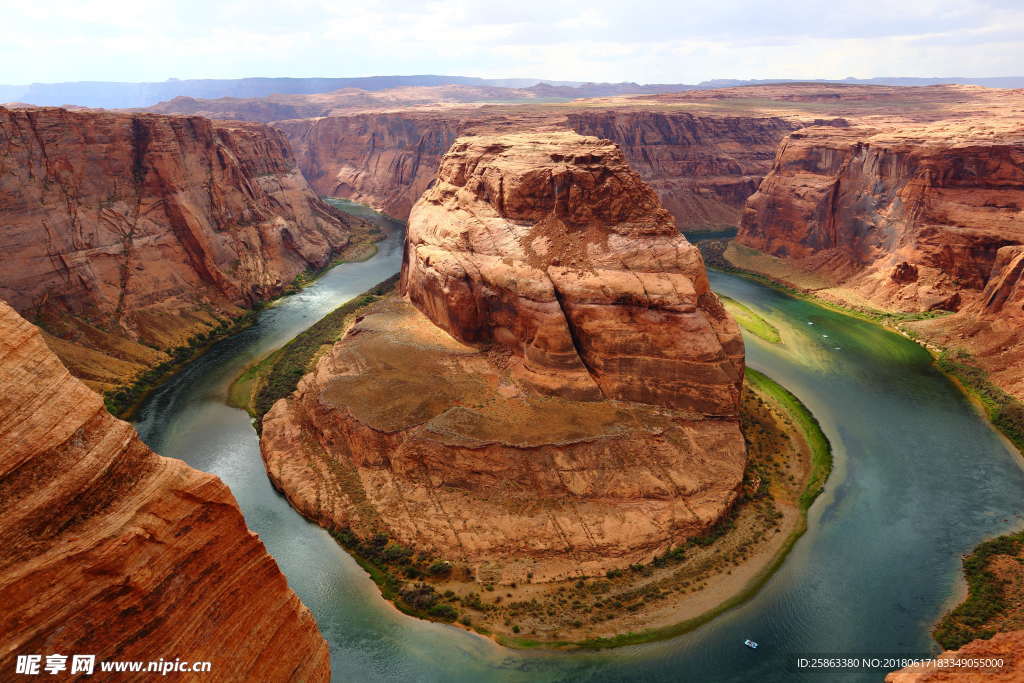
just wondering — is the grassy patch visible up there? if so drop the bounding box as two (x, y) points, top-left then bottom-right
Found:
(720, 295), (781, 344)
(103, 309), (260, 419)
(745, 369), (832, 511)
(936, 349), (1024, 454)
(933, 531), (1024, 650)
(234, 274), (399, 423)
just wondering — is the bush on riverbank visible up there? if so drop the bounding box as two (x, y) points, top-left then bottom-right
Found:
(937, 349), (1024, 453)
(933, 531), (1024, 650)
(103, 309), (259, 418)
(249, 274), (400, 422)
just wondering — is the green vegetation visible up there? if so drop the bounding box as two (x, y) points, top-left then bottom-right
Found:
(499, 370), (833, 651)
(103, 309), (260, 418)
(745, 369), (833, 510)
(933, 531), (1024, 650)
(281, 242), (381, 296)
(237, 274), (400, 423)
(329, 527), (461, 623)
(937, 349), (1024, 454)
(719, 295), (781, 344)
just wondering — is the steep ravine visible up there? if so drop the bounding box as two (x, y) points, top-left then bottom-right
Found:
(275, 109), (796, 231)
(0, 299), (330, 680)
(0, 106), (369, 394)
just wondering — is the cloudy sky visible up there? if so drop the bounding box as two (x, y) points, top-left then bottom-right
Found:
(3, 0), (1023, 84)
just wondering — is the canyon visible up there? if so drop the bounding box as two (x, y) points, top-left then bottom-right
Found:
(274, 108), (797, 233)
(733, 105), (1024, 401)
(259, 132), (748, 592)
(0, 106), (371, 393)
(0, 298), (329, 679)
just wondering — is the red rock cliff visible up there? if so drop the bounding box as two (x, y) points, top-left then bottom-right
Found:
(260, 132), (746, 583)
(0, 299), (329, 680)
(565, 111), (797, 231)
(402, 132), (745, 413)
(0, 106), (365, 390)
(275, 112), (465, 219)
(276, 109), (795, 232)
(738, 125), (1024, 313)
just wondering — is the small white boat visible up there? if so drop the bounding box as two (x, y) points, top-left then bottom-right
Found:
(807, 322), (815, 325)
(744, 639), (759, 649)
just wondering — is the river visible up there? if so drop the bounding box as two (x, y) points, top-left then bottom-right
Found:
(134, 203), (1024, 682)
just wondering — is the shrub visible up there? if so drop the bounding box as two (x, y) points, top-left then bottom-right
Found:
(427, 604), (458, 622)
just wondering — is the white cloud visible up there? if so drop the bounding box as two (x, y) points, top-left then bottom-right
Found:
(1, 0), (1021, 83)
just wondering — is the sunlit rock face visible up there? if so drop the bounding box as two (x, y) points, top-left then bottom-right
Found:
(0, 299), (330, 681)
(261, 132), (747, 583)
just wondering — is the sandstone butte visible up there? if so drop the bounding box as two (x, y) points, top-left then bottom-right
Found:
(0, 299), (330, 680)
(886, 629), (1024, 682)
(0, 106), (368, 393)
(260, 132), (747, 583)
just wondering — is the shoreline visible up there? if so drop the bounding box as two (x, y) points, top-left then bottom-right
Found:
(108, 207), (387, 420)
(704, 243), (1024, 458)
(702, 239), (1024, 655)
(243, 289), (833, 653)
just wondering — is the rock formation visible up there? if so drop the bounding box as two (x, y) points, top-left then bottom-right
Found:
(565, 111), (797, 231)
(0, 299), (329, 680)
(885, 630), (1024, 682)
(0, 106), (366, 391)
(738, 124), (1024, 313)
(276, 112), (466, 220)
(276, 108), (796, 233)
(911, 244), (1024, 399)
(261, 132), (746, 583)
(734, 117), (1024, 399)
(145, 85), (546, 122)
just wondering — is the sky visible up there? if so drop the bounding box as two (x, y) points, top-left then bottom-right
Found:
(2, 0), (1023, 84)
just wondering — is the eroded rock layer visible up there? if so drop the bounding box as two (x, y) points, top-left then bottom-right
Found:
(262, 132), (746, 583)
(401, 132), (745, 413)
(0, 299), (329, 680)
(276, 109), (796, 232)
(738, 124), (1024, 313)
(565, 111), (797, 231)
(0, 106), (364, 390)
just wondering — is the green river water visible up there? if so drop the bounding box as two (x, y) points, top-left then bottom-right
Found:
(133, 202), (1024, 681)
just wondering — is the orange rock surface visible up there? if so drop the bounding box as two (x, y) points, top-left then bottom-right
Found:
(0, 106), (363, 390)
(738, 123), (1024, 313)
(402, 132), (745, 413)
(885, 630), (1024, 682)
(277, 108), (795, 233)
(0, 299), (329, 680)
(260, 132), (746, 583)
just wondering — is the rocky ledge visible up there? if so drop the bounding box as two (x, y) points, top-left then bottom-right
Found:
(0, 299), (329, 680)
(261, 132), (746, 584)
(0, 106), (372, 393)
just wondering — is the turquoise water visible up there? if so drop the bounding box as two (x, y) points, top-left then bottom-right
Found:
(133, 207), (1024, 681)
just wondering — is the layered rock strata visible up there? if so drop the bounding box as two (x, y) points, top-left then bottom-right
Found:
(0, 299), (329, 680)
(0, 106), (365, 391)
(738, 124), (1024, 313)
(276, 109), (796, 232)
(261, 132), (746, 583)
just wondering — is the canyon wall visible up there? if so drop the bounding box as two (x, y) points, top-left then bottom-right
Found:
(565, 111), (797, 231)
(0, 299), (329, 679)
(738, 125), (1024, 312)
(275, 113), (466, 220)
(0, 106), (365, 391)
(261, 132), (746, 583)
(275, 109), (796, 232)
(735, 123), (1024, 399)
